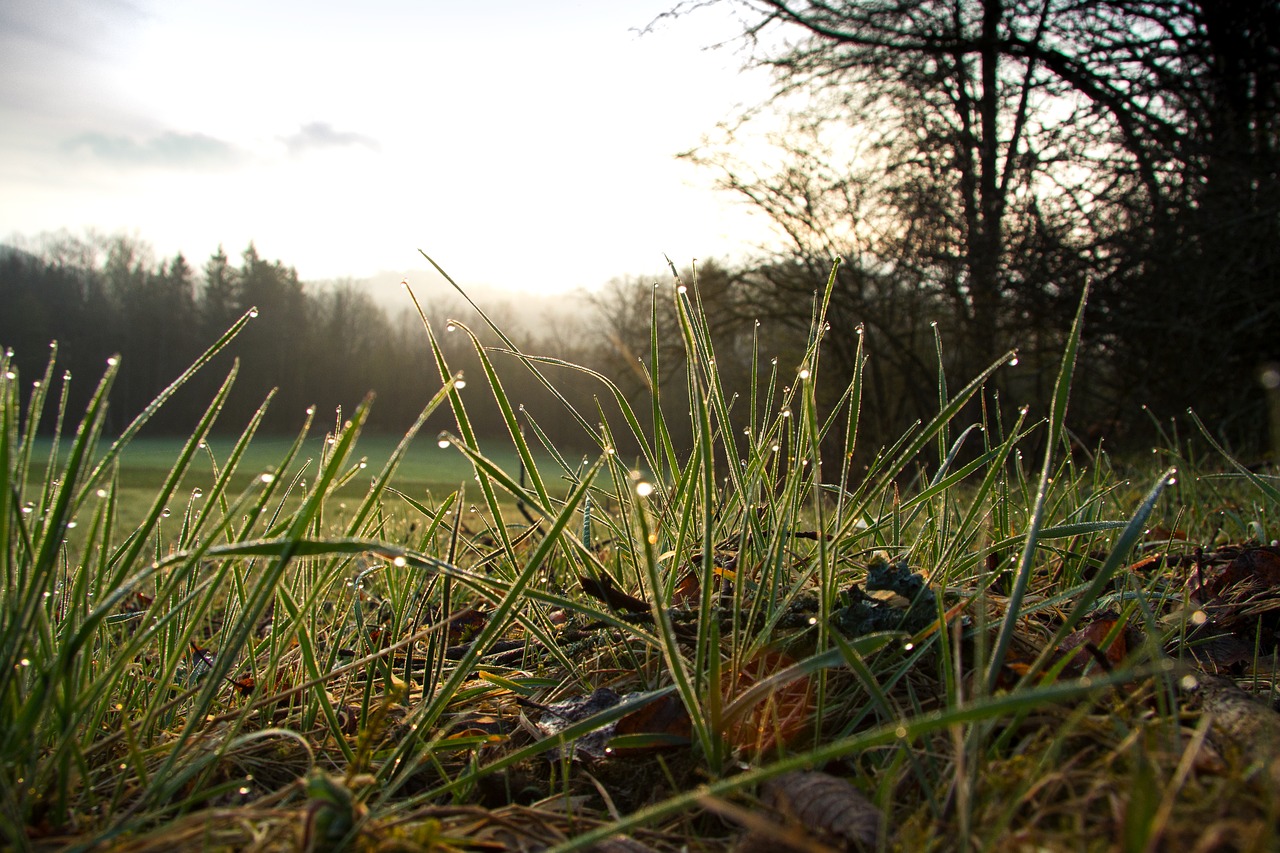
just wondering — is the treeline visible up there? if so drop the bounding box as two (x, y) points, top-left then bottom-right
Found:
(2, 210), (1274, 466)
(0, 236), (623, 451)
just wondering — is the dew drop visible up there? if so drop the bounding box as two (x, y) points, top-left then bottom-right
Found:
(392, 556), (407, 568)
(676, 284), (688, 294)
(306, 406), (316, 416)
(770, 444), (780, 453)
(3, 372), (14, 380)
(106, 356), (118, 367)
(445, 323), (456, 332)
(260, 473), (275, 484)
(248, 307), (259, 318)
(636, 482), (654, 497)
(96, 489), (107, 498)
(1010, 355), (1020, 367)
(781, 407), (792, 419)
(770, 357), (778, 366)
(193, 488), (204, 498)
(437, 438), (451, 449)
(455, 379), (467, 390)
(1179, 674), (1198, 690)
(798, 368), (811, 380)
(161, 508), (171, 518)
(66, 521), (77, 529)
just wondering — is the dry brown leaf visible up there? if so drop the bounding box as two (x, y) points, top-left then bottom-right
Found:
(761, 770), (884, 850)
(1190, 673), (1280, 788)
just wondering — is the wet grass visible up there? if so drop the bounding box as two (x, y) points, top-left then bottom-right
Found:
(2, 259), (1278, 851)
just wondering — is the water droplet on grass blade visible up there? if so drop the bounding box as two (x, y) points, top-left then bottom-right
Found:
(437, 438), (450, 448)
(248, 307), (259, 318)
(636, 482), (654, 497)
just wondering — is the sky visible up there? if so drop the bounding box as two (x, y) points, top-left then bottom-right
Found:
(0, 0), (783, 294)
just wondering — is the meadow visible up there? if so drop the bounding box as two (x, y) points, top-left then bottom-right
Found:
(2, 261), (1278, 851)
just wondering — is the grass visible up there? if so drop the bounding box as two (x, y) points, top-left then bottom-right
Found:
(26, 435), (562, 536)
(2, 257), (1278, 851)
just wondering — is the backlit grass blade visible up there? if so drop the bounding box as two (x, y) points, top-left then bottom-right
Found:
(984, 284), (1089, 695)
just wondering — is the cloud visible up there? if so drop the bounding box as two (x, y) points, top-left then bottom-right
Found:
(283, 122), (380, 156)
(61, 130), (241, 168)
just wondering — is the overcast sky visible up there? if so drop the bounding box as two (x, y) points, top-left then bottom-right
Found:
(0, 0), (782, 293)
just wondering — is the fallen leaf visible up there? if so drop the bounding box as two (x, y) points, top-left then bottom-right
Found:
(1199, 545), (1280, 600)
(1056, 616), (1132, 676)
(761, 770), (884, 849)
(722, 651), (813, 757)
(1186, 673), (1280, 788)
(610, 692), (691, 753)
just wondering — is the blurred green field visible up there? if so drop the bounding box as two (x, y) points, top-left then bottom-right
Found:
(27, 433), (573, 533)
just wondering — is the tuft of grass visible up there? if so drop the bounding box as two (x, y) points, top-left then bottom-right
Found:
(1, 263), (1277, 851)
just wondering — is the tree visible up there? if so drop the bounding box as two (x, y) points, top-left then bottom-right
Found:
(201, 245), (240, 338)
(671, 0), (1279, 444)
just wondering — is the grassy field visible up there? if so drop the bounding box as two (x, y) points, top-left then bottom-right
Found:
(27, 434), (568, 535)
(3, 266), (1279, 852)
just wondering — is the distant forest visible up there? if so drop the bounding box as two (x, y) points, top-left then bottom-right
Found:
(0, 236), (645, 453)
(0, 209), (1276, 464)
